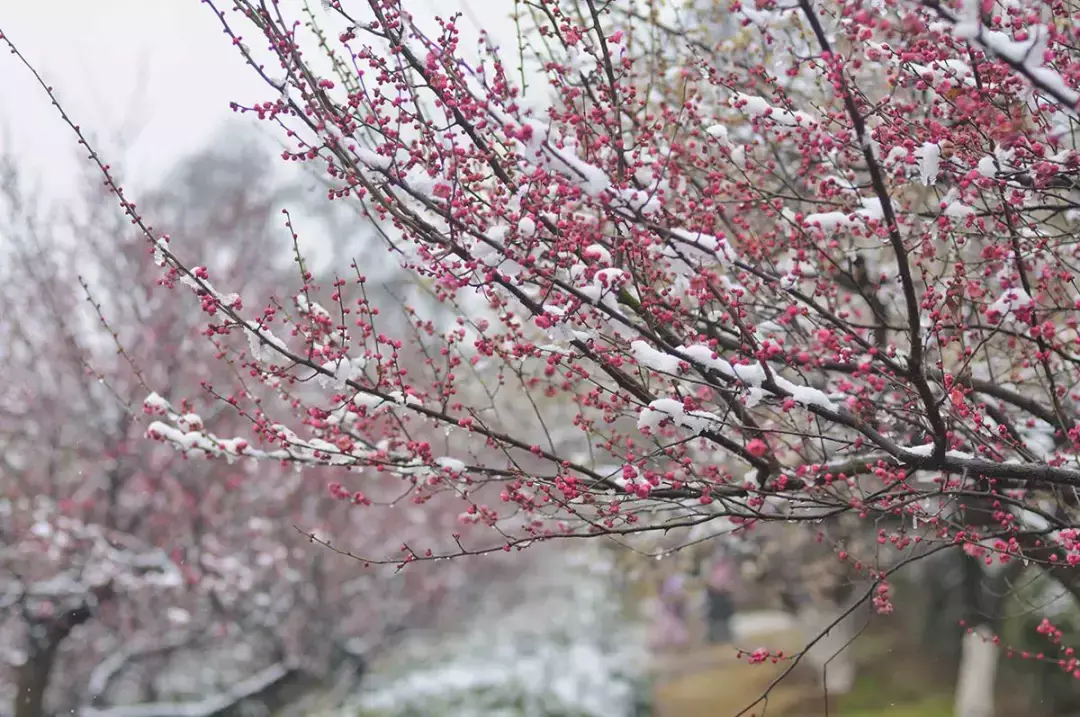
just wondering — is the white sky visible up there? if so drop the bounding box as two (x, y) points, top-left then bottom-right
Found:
(0, 0), (527, 201)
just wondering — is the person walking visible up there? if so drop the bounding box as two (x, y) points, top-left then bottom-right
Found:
(705, 549), (737, 644)
(651, 571), (689, 650)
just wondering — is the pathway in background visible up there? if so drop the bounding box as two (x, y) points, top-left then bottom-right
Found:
(650, 611), (815, 717)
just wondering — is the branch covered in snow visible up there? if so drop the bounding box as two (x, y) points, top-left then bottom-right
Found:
(79, 663), (293, 717)
(923, 0), (1080, 110)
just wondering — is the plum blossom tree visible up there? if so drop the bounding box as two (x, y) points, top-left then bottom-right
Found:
(0, 143), (480, 717)
(8, 0), (1080, 710)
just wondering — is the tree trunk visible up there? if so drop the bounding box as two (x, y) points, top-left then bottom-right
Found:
(15, 637), (61, 717)
(209, 669), (320, 717)
(14, 584), (112, 717)
(951, 552), (1024, 717)
(16, 616), (83, 717)
(798, 599), (858, 696)
(954, 626), (998, 717)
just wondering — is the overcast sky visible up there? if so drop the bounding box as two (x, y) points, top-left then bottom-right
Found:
(0, 0), (526, 200)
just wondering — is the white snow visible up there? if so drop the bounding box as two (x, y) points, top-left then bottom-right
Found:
(951, 13), (1079, 107)
(914, 142), (942, 186)
(244, 321), (289, 364)
(614, 187), (663, 214)
(152, 238), (169, 267)
(773, 376), (837, 411)
(903, 58), (976, 87)
(353, 146), (392, 171)
(80, 664), (289, 717)
(941, 189), (977, 218)
(680, 344), (735, 376)
(388, 390), (423, 408)
(744, 386), (766, 408)
(517, 216), (537, 237)
(403, 167), (440, 198)
(669, 227), (739, 262)
(669, 344), (836, 412)
(901, 443), (976, 460)
(177, 414), (203, 431)
(146, 422), (220, 456)
(987, 287), (1033, 319)
(884, 146), (910, 165)
(728, 92), (818, 127)
(435, 457), (467, 475)
(583, 244), (612, 264)
(705, 124), (731, 144)
(729, 145), (748, 168)
(578, 266), (629, 303)
(355, 546), (647, 717)
(953, 0), (981, 39)
(166, 607), (191, 625)
(638, 398), (721, 434)
(1016, 508), (1051, 532)
(732, 363), (767, 387)
(630, 340), (682, 374)
(797, 197), (883, 234)
(318, 356), (364, 391)
(984, 29), (1079, 106)
(903, 443), (935, 457)
(296, 294), (332, 319)
(353, 392), (389, 412)
(143, 393), (171, 414)
(546, 145), (612, 196)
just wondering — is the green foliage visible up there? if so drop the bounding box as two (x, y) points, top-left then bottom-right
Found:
(999, 570), (1080, 716)
(832, 628), (956, 717)
(839, 696), (953, 717)
(837, 671), (953, 716)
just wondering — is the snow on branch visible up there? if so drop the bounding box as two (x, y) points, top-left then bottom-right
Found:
(79, 663), (291, 717)
(1, 511), (182, 600)
(143, 392), (465, 482)
(728, 92), (819, 128)
(633, 341), (837, 419)
(924, 0), (1080, 110)
(787, 197), (884, 235)
(86, 633), (196, 706)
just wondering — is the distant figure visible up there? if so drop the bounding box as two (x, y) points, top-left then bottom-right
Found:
(705, 551), (737, 644)
(652, 572), (689, 649)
